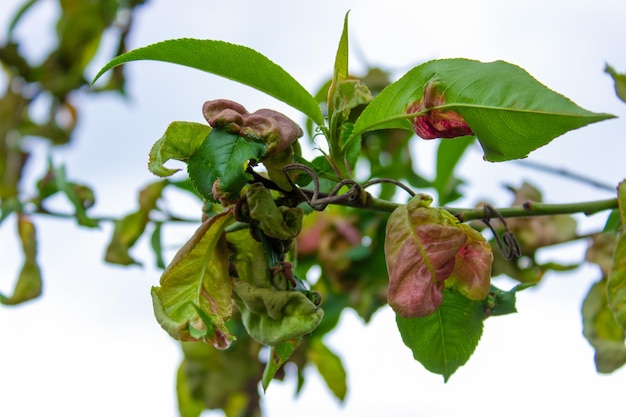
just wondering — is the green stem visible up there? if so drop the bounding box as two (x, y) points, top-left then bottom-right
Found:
(447, 197), (618, 222)
(336, 192), (618, 221)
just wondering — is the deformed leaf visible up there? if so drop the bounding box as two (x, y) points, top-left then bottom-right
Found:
(385, 194), (467, 318)
(307, 338), (347, 401)
(233, 278), (323, 346)
(105, 180), (167, 265)
(187, 129), (266, 204)
(152, 210), (235, 348)
(353, 58), (614, 162)
(247, 183), (303, 240)
(447, 223), (493, 300)
(92, 38), (324, 125)
(396, 289), (484, 381)
(0, 214), (42, 305)
(149, 121), (212, 177)
(582, 278), (626, 373)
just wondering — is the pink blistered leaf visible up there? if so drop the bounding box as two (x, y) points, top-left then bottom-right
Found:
(447, 224), (493, 300)
(407, 79), (473, 139)
(385, 195), (467, 318)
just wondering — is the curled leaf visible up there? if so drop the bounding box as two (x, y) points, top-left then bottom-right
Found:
(233, 278), (323, 346)
(447, 223), (493, 300)
(407, 79), (473, 139)
(152, 210), (235, 348)
(385, 194), (467, 317)
(246, 183), (303, 240)
(149, 121), (212, 177)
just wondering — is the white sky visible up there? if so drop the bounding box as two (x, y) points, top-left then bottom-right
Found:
(1, 1), (626, 416)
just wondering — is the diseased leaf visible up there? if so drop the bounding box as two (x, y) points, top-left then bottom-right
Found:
(152, 210), (235, 348)
(92, 38), (324, 124)
(353, 59), (614, 161)
(105, 180), (167, 265)
(385, 194), (467, 318)
(149, 121), (212, 177)
(247, 183), (303, 240)
(0, 214), (42, 305)
(187, 129), (266, 203)
(262, 338), (301, 392)
(447, 223), (493, 300)
(308, 338), (347, 401)
(607, 180), (626, 330)
(582, 278), (626, 373)
(232, 278), (324, 346)
(396, 289), (484, 381)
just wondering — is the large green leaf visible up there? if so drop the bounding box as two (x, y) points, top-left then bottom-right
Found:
(352, 59), (614, 161)
(396, 289), (484, 381)
(187, 129), (266, 203)
(151, 210), (235, 348)
(92, 38), (324, 125)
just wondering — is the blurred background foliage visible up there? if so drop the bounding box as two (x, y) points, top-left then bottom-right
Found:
(2, 2), (626, 416)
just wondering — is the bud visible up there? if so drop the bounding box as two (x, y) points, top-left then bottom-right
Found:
(407, 79), (473, 139)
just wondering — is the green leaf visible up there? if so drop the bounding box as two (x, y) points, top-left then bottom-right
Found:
(187, 129), (266, 203)
(607, 180), (626, 330)
(396, 289), (484, 381)
(308, 338), (347, 401)
(605, 63), (626, 103)
(352, 59), (614, 161)
(36, 163), (98, 227)
(483, 283), (534, 317)
(582, 278), (626, 373)
(150, 221), (166, 269)
(326, 10), (351, 124)
(151, 210), (236, 348)
(262, 338), (301, 392)
(149, 121), (212, 177)
(176, 361), (204, 417)
(92, 38), (324, 125)
(104, 180), (167, 265)
(433, 136), (474, 205)
(0, 215), (42, 305)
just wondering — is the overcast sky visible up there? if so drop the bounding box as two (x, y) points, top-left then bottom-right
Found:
(2, 1), (626, 416)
